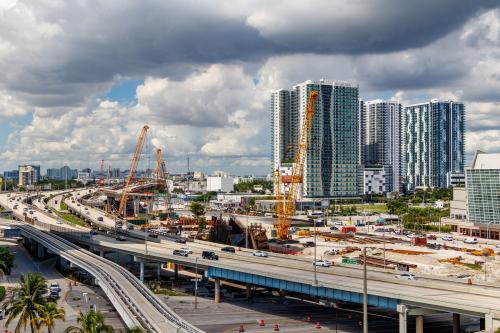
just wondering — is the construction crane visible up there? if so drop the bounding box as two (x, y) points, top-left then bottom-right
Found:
(117, 125), (150, 220)
(106, 164), (110, 185)
(97, 160), (104, 186)
(275, 90), (318, 239)
(155, 148), (173, 213)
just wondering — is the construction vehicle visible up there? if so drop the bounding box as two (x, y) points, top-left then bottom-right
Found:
(274, 91), (318, 239)
(117, 125), (150, 224)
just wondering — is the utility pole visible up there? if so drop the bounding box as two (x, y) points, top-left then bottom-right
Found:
(313, 215), (317, 285)
(363, 246), (368, 333)
(194, 257), (198, 309)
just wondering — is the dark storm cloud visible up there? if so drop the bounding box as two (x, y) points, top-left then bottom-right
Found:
(1, 0), (497, 107)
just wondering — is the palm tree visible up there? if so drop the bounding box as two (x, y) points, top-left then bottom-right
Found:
(4, 273), (47, 333)
(0, 247), (15, 276)
(64, 310), (113, 333)
(37, 302), (65, 333)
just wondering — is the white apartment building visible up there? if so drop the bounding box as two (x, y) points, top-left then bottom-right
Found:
(207, 175), (234, 192)
(18, 165), (40, 186)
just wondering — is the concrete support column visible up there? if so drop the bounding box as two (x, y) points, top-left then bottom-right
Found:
(397, 304), (407, 333)
(99, 249), (104, 257)
(415, 315), (424, 333)
(245, 284), (252, 300)
(214, 279), (221, 303)
(139, 260), (144, 283)
(36, 243), (45, 259)
(174, 263), (179, 279)
(133, 199), (139, 217)
(452, 313), (460, 333)
(157, 262), (162, 279)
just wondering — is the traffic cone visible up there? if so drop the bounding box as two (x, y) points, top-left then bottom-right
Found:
(258, 319), (265, 326)
(274, 324), (280, 331)
(315, 322), (321, 329)
(239, 324), (245, 332)
(306, 315), (312, 322)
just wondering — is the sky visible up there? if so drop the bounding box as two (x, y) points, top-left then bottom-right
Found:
(0, 0), (499, 176)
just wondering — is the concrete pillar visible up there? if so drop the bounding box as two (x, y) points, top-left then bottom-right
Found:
(415, 315), (424, 333)
(99, 249), (104, 257)
(452, 313), (460, 333)
(157, 262), (162, 279)
(245, 284), (252, 300)
(397, 304), (407, 333)
(37, 243), (45, 259)
(139, 260), (144, 283)
(174, 263), (179, 279)
(133, 199), (139, 216)
(214, 278), (221, 303)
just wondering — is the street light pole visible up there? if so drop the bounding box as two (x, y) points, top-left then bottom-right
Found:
(313, 216), (317, 285)
(194, 257), (198, 309)
(363, 246), (368, 333)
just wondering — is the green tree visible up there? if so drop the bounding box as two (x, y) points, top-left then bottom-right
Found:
(37, 302), (65, 333)
(126, 327), (144, 333)
(190, 201), (205, 218)
(64, 310), (113, 333)
(5, 273), (47, 333)
(0, 247), (15, 275)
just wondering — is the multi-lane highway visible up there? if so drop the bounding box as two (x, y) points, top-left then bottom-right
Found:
(0, 191), (204, 333)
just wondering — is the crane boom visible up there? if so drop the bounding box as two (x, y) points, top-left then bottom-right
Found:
(97, 160), (104, 186)
(155, 148), (172, 212)
(276, 90), (318, 239)
(117, 125), (150, 219)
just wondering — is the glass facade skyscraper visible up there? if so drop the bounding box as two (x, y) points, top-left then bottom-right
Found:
(271, 80), (359, 198)
(403, 100), (465, 190)
(466, 151), (500, 230)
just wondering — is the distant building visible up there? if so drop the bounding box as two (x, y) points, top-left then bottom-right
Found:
(361, 165), (387, 195)
(46, 168), (61, 180)
(447, 172), (465, 188)
(361, 100), (402, 193)
(3, 170), (18, 181)
(193, 172), (205, 180)
(207, 175), (234, 192)
(18, 165), (40, 186)
(111, 168), (121, 179)
(403, 100), (465, 190)
(60, 166), (78, 181)
(271, 80), (360, 198)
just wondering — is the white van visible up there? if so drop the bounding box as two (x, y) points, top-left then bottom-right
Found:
(464, 237), (478, 244)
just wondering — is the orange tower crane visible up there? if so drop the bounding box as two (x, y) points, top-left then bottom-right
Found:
(275, 90), (318, 239)
(97, 160), (104, 186)
(117, 125), (150, 220)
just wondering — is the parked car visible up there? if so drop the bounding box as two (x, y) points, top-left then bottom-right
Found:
(334, 221), (343, 226)
(202, 251), (219, 260)
(303, 241), (315, 248)
(252, 250), (268, 257)
(464, 237), (478, 244)
(395, 273), (416, 280)
(427, 234), (437, 240)
(49, 282), (61, 292)
(441, 235), (454, 241)
(173, 249), (189, 257)
(48, 290), (60, 300)
(329, 226), (339, 231)
(313, 260), (332, 267)
(221, 246), (236, 253)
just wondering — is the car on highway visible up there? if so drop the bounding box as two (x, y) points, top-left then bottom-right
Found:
(174, 238), (187, 244)
(221, 246), (235, 253)
(56, 220), (63, 224)
(334, 221), (343, 226)
(90, 229), (98, 235)
(313, 260), (332, 267)
(13, 205), (18, 210)
(202, 251), (219, 260)
(441, 235), (454, 241)
(464, 237), (478, 244)
(173, 249), (189, 257)
(252, 250), (268, 257)
(115, 235), (127, 241)
(395, 272), (416, 280)
(179, 247), (193, 254)
(97, 217), (103, 222)
(127, 224), (134, 230)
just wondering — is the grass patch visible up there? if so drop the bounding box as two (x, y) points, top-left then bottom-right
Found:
(60, 201), (68, 211)
(463, 263), (482, 271)
(0, 286), (5, 301)
(352, 204), (388, 213)
(72, 297), (81, 301)
(52, 210), (85, 227)
(154, 288), (188, 296)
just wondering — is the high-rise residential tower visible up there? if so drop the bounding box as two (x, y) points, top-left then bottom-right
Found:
(271, 80), (360, 198)
(403, 99), (465, 190)
(361, 100), (403, 193)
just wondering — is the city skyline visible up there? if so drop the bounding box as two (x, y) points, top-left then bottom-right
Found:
(0, 1), (499, 175)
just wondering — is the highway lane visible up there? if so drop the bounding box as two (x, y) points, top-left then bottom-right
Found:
(0, 192), (205, 333)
